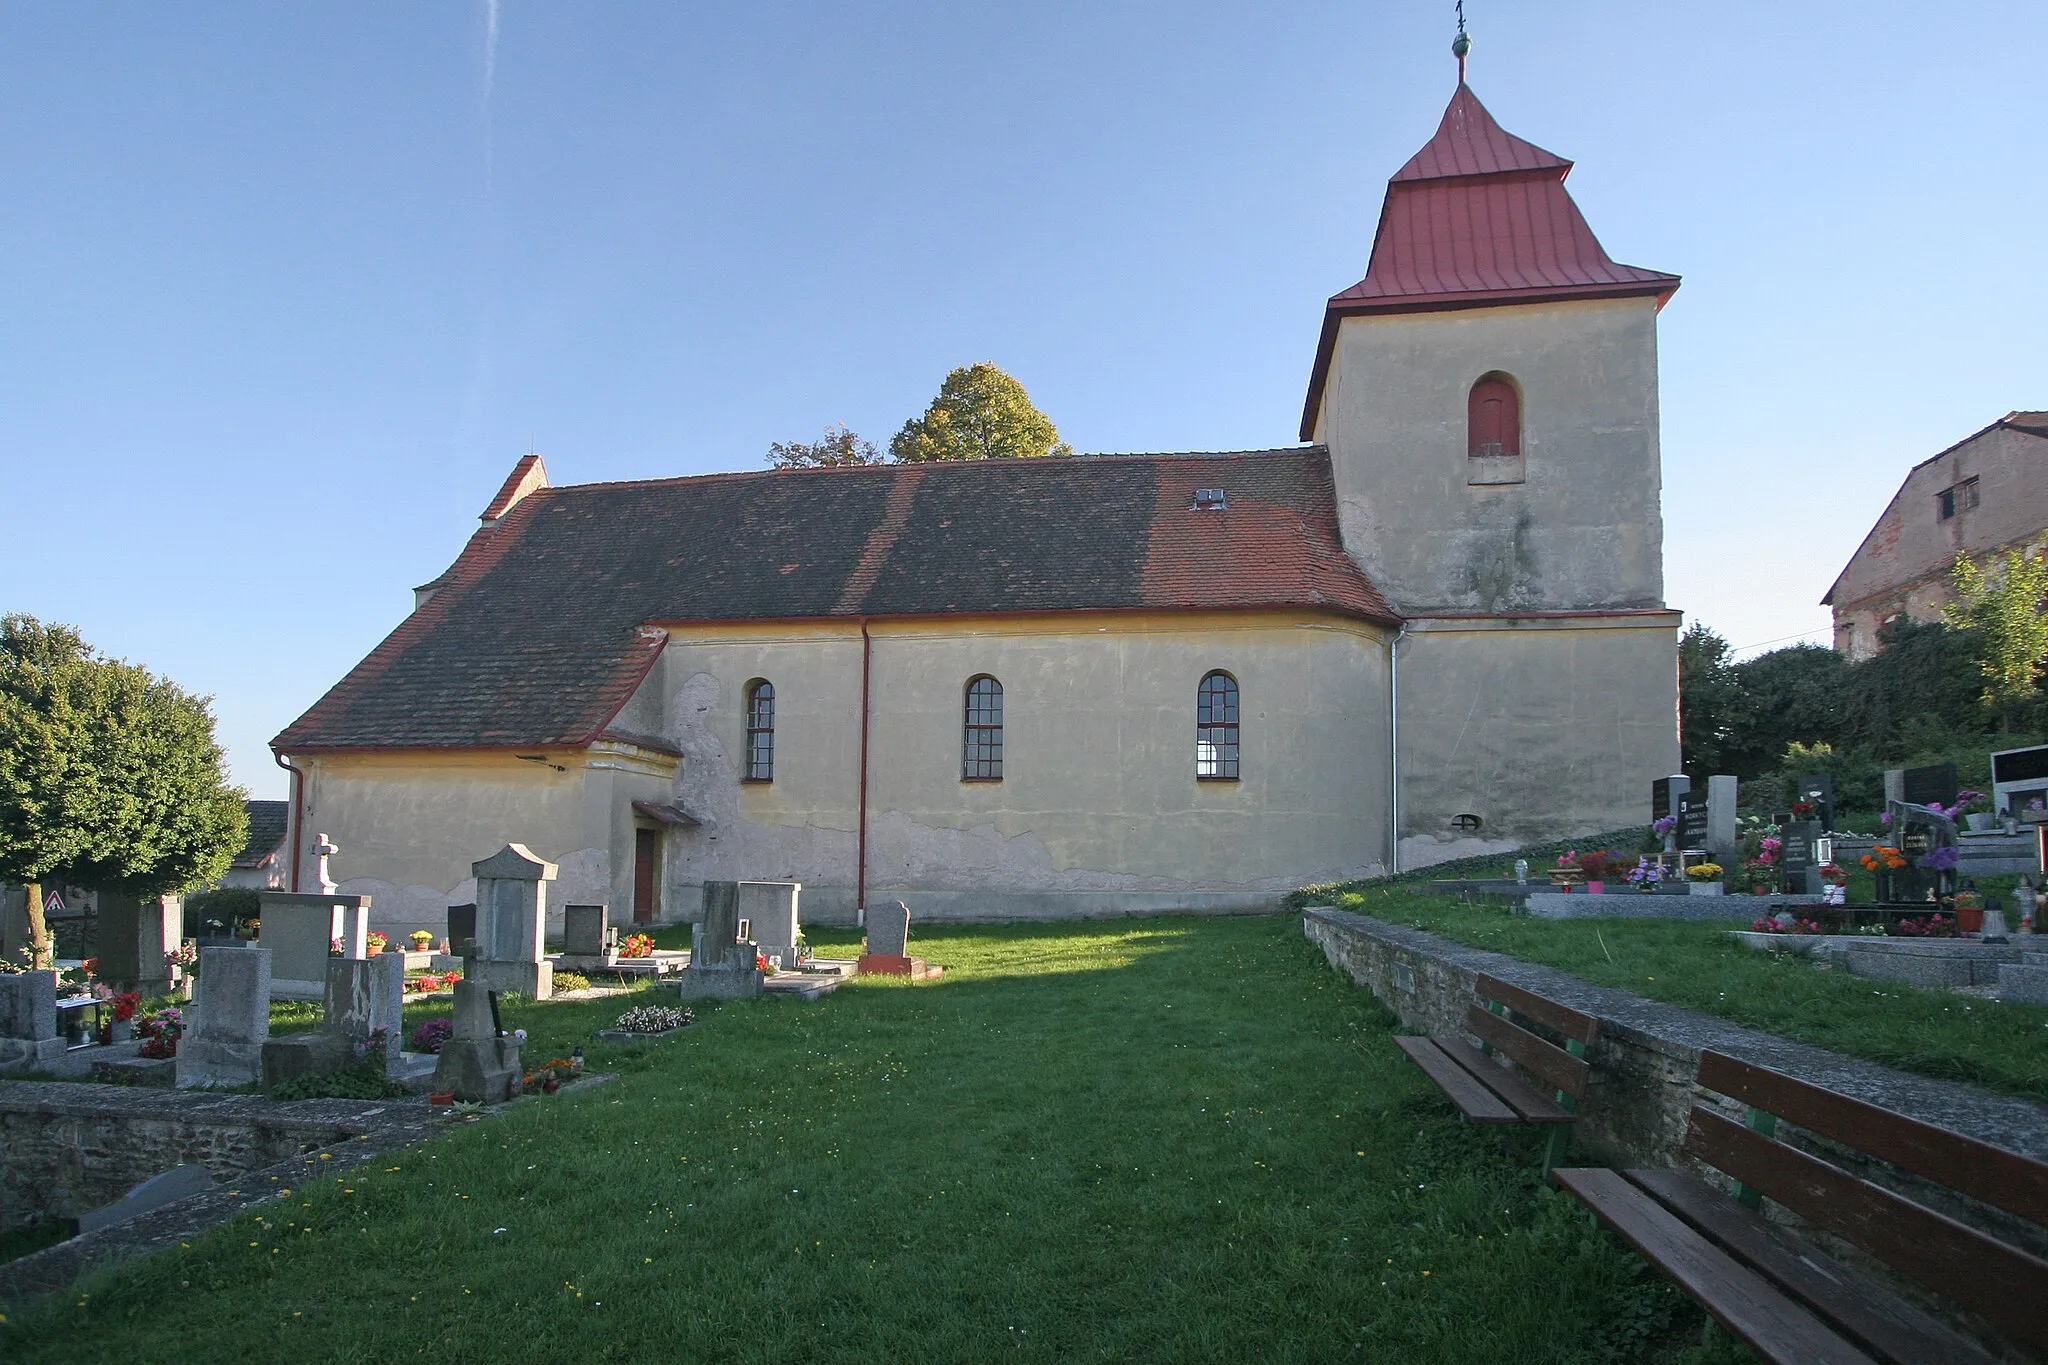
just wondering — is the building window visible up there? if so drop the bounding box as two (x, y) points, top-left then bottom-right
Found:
(1196, 671), (1239, 780)
(1937, 477), (1978, 520)
(744, 680), (774, 781)
(1467, 373), (1523, 485)
(963, 676), (1003, 780)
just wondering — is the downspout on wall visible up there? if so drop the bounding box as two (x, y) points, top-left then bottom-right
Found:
(856, 617), (872, 926)
(1387, 623), (1408, 876)
(272, 749), (304, 892)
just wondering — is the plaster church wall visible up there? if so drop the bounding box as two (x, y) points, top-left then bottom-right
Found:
(653, 611), (1392, 923)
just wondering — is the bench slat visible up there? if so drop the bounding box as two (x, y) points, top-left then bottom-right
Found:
(1464, 1004), (1590, 1100)
(1686, 1107), (2048, 1349)
(1393, 1036), (1520, 1123)
(1436, 1036), (1575, 1123)
(1625, 1167), (1998, 1365)
(1475, 973), (1599, 1044)
(1552, 1167), (1876, 1365)
(1697, 1051), (2048, 1228)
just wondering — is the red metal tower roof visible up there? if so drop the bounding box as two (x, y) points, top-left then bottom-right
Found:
(1300, 84), (1679, 440)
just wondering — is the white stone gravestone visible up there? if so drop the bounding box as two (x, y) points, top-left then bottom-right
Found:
(469, 844), (555, 1000)
(739, 882), (801, 966)
(177, 946), (272, 1088)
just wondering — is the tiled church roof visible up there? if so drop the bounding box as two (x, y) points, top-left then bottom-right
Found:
(274, 448), (1396, 753)
(1300, 83), (1678, 439)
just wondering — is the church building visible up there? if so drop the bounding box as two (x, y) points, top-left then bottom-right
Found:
(273, 78), (1684, 937)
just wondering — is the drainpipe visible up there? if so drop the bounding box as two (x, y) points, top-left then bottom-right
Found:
(1387, 623), (1408, 877)
(856, 618), (872, 926)
(273, 749), (305, 892)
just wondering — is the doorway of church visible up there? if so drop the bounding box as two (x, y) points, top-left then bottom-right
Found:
(633, 828), (659, 924)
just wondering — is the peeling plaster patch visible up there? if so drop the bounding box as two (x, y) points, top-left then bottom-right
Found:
(1397, 833), (1520, 873)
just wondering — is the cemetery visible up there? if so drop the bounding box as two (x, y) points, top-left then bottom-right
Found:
(3, 793), (2044, 1360)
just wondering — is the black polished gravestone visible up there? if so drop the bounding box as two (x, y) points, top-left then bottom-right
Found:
(1676, 791), (1711, 852)
(1651, 775), (1690, 823)
(1902, 762), (1959, 811)
(1796, 773), (1835, 831)
(1778, 821), (1820, 894)
(1883, 801), (1958, 904)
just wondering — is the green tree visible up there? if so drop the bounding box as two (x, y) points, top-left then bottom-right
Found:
(1839, 617), (1987, 759)
(1725, 643), (1849, 776)
(1678, 622), (1744, 780)
(765, 423), (883, 470)
(890, 363), (1073, 463)
(0, 615), (246, 968)
(1943, 548), (2048, 730)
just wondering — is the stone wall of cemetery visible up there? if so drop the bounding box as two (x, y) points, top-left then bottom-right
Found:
(1301, 907), (2048, 1172)
(0, 1083), (368, 1231)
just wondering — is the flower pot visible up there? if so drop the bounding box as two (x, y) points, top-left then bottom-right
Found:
(1752, 886), (1771, 897)
(1585, 880), (1605, 895)
(110, 1019), (133, 1042)
(1689, 882), (1723, 897)
(1956, 902), (1985, 933)
(428, 1091), (456, 1106)
(366, 943), (384, 957)
(1965, 813), (1995, 833)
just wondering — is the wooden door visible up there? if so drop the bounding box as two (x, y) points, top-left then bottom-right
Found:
(633, 828), (658, 924)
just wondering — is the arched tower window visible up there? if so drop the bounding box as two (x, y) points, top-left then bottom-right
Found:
(1467, 373), (1525, 485)
(963, 676), (1003, 780)
(744, 680), (775, 781)
(1196, 671), (1239, 780)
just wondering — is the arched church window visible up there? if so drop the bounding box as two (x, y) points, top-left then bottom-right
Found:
(1196, 671), (1239, 780)
(1467, 373), (1525, 485)
(744, 680), (775, 781)
(963, 676), (1003, 780)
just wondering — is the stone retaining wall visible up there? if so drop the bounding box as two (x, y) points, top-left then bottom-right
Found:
(1301, 908), (2048, 1171)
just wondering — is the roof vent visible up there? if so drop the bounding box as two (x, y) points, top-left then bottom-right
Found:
(1192, 488), (1227, 510)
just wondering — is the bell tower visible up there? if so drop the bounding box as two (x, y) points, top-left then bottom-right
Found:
(1313, 41), (1686, 865)
(1303, 77), (1679, 615)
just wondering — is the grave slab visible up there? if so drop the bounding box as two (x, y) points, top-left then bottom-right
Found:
(739, 882), (801, 965)
(75, 1164), (217, 1235)
(257, 891), (370, 1000)
(0, 970), (66, 1073)
(175, 947), (271, 1089)
(1998, 961), (2048, 1005)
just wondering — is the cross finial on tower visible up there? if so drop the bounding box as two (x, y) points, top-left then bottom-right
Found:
(1452, 2), (1471, 84)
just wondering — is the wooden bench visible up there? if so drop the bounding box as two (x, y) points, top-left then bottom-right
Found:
(1393, 973), (1598, 1169)
(1553, 1050), (2048, 1364)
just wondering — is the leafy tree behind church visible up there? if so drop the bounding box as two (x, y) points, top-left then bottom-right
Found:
(765, 363), (1071, 469)
(765, 423), (884, 469)
(0, 614), (246, 968)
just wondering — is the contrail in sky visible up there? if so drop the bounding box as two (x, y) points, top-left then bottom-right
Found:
(483, 0), (501, 105)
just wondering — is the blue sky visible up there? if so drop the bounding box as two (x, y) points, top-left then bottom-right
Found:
(4, 2), (2043, 798)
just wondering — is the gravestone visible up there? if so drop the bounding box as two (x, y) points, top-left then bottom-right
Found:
(1991, 743), (2048, 819)
(468, 845), (554, 999)
(1676, 791), (1711, 856)
(76, 1165), (217, 1234)
(1902, 762), (1959, 811)
(95, 893), (182, 995)
(1796, 774), (1835, 832)
(176, 946), (271, 1088)
(1706, 775), (1740, 864)
(433, 973), (521, 1102)
(257, 890), (370, 1000)
(1778, 820), (1821, 894)
(1883, 768), (1906, 806)
(1884, 800), (1959, 903)
(677, 881), (763, 999)
(559, 904), (615, 968)
(261, 953), (393, 1087)
(0, 970), (65, 1073)
(1651, 774), (1689, 824)
(365, 950), (405, 1067)
(858, 900), (940, 978)
(447, 903), (477, 950)
(739, 882), (801, 966)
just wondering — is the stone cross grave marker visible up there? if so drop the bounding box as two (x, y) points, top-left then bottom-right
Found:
(739, 882), (801, 967)
(434, 970), (522, 1102)
(176, 946), (272, 1088)
(468, 844), (555, 1000)
(311, 832), (340, 895)
(0, 970), (65, 1073)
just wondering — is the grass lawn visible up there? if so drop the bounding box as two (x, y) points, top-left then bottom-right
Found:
(0, 916), (1747, 1364)
(1319, 888), (2048, 1103)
